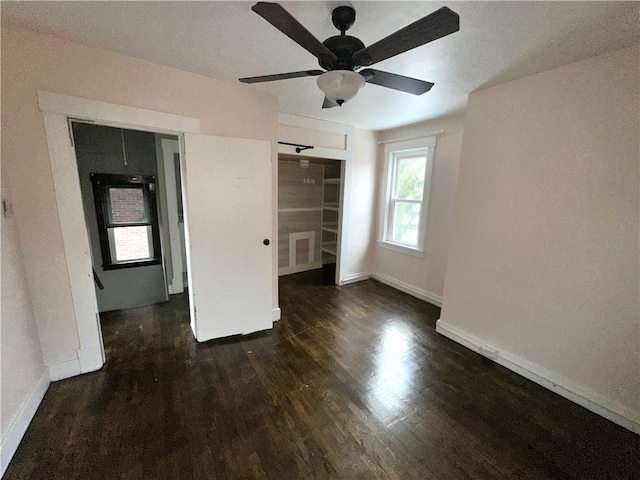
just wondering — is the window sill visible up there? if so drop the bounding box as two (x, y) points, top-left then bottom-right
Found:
(377, 240), (424, 258)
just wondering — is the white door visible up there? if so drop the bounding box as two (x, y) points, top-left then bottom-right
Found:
(182, 133), (273, 342)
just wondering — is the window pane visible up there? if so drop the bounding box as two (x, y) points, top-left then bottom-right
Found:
(391, 202), (421, 246)
(393, 157), (426, 200)
(108, 187), (147, 224)
(110, 226), (152, 262)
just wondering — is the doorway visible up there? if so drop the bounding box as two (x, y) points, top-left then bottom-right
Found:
(72, 122), (182, 313)
(40, 92), (275, 378)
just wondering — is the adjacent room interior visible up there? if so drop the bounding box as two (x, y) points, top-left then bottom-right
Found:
(1, 1), (638, 478)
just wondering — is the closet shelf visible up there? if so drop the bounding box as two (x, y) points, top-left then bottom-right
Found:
(322, 226), (338, 234)
(323, 178), (340, 184)
(322, 242), (337, 256)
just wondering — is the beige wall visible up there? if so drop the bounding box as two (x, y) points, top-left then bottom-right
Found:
(1, 22), (278, 368)
(1, 167), (47, 462)
(279, 124), (346, 150)
(373, 115), (465, 299)
(344, 128), (378, 278)
(441, 45), (639, 416)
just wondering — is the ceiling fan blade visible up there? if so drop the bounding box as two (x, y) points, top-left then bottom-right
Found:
(322, 97), (338, 109)
(353, 7), (459, 67)
(360, 69), (434, 95)
(239, 70), (324, 84)
(252, 2), (338, 66)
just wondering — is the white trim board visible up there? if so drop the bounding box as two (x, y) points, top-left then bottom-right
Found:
(340, 272), (372, 285)
(338, 272), (443, 307)
(372, 273), (443, 307)
(336, 126), (355, 286)
(278, 112), (349, 135)
(289, 231), (315, 268)
(0, 371), (50, 477)
(435, 320), (640, 435)
(42, 112), (105, 374)
(277, 143), (347, 161)
(38, 92), (200, 134)
(48, 358), (82, 381)
(277, 113), (349, 161)
(160, 137), (184, 295)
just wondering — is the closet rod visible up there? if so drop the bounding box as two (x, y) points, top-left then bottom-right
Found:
(377, 130), (445, 145)
(278, 141), (314, 153)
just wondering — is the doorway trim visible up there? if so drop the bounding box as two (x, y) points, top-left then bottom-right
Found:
(159, 137), (184, 294)
(39, 91), (200, 379)
(277, 113), (354, 285)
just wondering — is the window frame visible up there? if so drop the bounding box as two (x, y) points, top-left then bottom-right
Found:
(378, 137), (436, 256)
(90, 173), (162, 270)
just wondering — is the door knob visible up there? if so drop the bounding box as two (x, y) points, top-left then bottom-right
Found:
(263, 239), (270, 245)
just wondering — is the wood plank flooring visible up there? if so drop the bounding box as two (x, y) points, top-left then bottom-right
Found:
(5, 271), (639, 479)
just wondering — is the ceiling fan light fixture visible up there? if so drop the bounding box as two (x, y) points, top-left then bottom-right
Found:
(316, 70), (365, 106)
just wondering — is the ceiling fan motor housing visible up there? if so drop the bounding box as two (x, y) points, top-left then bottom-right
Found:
(321, 35), (366, 70)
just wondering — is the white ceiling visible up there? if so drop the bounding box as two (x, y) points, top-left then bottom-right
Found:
(3, 1), (638, 131)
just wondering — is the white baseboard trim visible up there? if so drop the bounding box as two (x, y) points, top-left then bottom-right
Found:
(371, 273), (443, 307)
(77, 344), (104, 374)
(340, 272), (372, 285)
(435, 320), (640, 435)
(48, 358), (81, 381)
(47, 347), (103, 384)
(0, 370), (50, 477)
(272, 308), (281, 322)
(278, 261), (322, 276)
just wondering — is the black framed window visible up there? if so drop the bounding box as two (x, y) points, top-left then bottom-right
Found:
(90, 173), (161, 270)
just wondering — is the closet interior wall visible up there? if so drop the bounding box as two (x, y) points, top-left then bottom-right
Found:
(277, 160), (324, 275)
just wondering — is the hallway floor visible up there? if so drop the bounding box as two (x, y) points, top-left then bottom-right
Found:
(5, 271), (639, 479)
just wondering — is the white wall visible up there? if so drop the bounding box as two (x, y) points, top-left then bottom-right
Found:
(0, 169), (49, 476)
(1, 22), (278, 371)
(372, 114), (465, 303)
(440, 45), (639, 430)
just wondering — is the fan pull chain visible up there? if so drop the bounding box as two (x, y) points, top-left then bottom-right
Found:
(120, 128), (128, 166)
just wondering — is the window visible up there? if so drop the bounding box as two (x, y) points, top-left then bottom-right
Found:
(379, 137), (435, 254)
(91, 173), (161, 269)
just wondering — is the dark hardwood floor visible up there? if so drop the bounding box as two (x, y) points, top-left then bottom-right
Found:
(5, 271), (639, 479)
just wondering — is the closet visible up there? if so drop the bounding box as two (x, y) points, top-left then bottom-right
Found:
(278, 157), (342, 284)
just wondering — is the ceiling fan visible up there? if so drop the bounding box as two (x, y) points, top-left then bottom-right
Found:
(239, 2), (460, 108)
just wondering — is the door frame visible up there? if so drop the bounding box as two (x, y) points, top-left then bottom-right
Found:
(277, 113), (355, 285)
(159, 137), (184, 295)
(39, 91), (201, 378)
